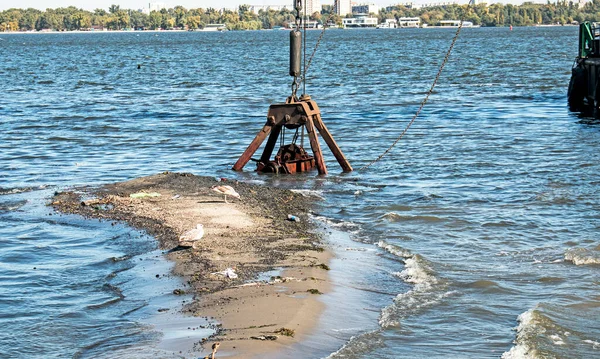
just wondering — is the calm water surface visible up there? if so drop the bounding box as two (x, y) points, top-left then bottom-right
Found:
(1, 27), (599, 358)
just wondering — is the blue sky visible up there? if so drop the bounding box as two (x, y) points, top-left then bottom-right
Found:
(0, 0), (545, 12)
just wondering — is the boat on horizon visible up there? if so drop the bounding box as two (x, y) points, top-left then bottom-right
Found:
(200, 24), (228, 32)
(436, 20), (475, 28)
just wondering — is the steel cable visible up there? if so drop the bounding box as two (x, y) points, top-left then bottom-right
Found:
(358, 0), (474, 171)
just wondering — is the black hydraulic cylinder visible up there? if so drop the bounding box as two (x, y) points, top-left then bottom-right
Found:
(289, 30), (301, 77)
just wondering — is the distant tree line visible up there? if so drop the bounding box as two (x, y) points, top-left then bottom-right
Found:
(381, 0), (600, 27)
(0, 5), (268, 31)
(1, 1), (600, 31)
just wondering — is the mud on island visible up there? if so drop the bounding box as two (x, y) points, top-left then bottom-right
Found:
(50, 172), (332, 358)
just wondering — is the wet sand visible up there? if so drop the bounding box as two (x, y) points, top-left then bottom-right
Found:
(50, 172), (331, 358)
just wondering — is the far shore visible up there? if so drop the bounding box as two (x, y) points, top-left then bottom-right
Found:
(50, 172), (332, 358)
(0, 23), (577, 36)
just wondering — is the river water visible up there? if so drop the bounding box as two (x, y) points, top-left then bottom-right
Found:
(1, 26), (598, 358)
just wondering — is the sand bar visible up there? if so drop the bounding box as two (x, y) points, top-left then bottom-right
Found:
(50, 172), (331, 358)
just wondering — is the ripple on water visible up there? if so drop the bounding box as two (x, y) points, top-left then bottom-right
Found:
(565, 246), (600, 266)
(503, 303), (600, 359)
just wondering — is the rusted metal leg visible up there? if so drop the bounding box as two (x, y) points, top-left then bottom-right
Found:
(260, 125), (282, 163)
(232, 123), (272, 171)
(312, 114), (353, 172)
(305, 117), (327, 175)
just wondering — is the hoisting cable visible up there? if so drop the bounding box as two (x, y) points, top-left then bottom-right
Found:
(303, 1), (307, 95)
(358, 0), (474, 171)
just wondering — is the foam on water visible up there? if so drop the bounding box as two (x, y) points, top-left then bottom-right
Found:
(290, 189), (326, 200)
(0, 186), (46, 195)
(583, 340), (600, 349)
(324, 330), (385, 359)
(564, 247), (600, 265)
(278, 223), (403, 358)
(501, 304), (600, 359)
(376, 241), (450, 328)
(502, 309), (539, 359)
(549, 334), (566, 346)
(324, 241), (451, 357)
(376, 240), (411, 259)
(310, 214), (362, 234)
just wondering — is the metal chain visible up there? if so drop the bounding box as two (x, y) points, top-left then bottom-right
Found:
(291, 79), (299, 98)
(358, 0), (473, 171)
(294, 0), (302, 29)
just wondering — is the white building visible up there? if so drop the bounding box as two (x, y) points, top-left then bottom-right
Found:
(575, 0), (591, 8)
(386, 3), (414, 10)
(142, 2), (166, 14)
(291, 20), (323, 29)
(412, 1), (458, 9)
(377, 19), (397, 28)
(249, 4), (294, 14)
(304, 0), (322, 16)
(398, 17), (420, 27)
(334, 0), (352, 16)
(342, 14), (378, 28)
(439, 20), (473, 27)
(352, 3), (379, 15)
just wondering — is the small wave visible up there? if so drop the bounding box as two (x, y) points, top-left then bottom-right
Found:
(394, 255), (437, 286)
(466, 279), (499, 288)
(536, 276), (565, 283)
(75, 80), (105, 87)
(176, 81), (206, 88)
(87, 284), (125, 310)
(311, 214), (361, 233)
(482, 220), (517, 227)
(102, 283), (125, 298)
(381, 212), (402, 221)
(377, 241), (449, 328)
(0, 186), (42, 195)
(465, 279), (514, 294)
(549, 334), (566, 346)
(290, 189), (325, 200)
(534, 189), (576, 205)
(565, 247), (600, 266)
(325, 330), (384, 359)
(418, 193), (443, 200)
(502, 309), (539, 359)
(83, 346), (175, 359)
(0, 200), (27, 213)
(381, 212), (444, 223)
(377, 241), (411, 259)
(507, 293), (600, 357)
(502, 306), (577, 359)
(110, 255), (132, 263)
(583, 339), (600, 349)
(86, 296), (122, 310)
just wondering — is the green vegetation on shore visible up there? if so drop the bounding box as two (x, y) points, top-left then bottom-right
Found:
(385, 1), (599, 27)
(1, 1), (598, 32)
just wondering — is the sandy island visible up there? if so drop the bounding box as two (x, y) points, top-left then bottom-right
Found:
(50, 172), (331, 358)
